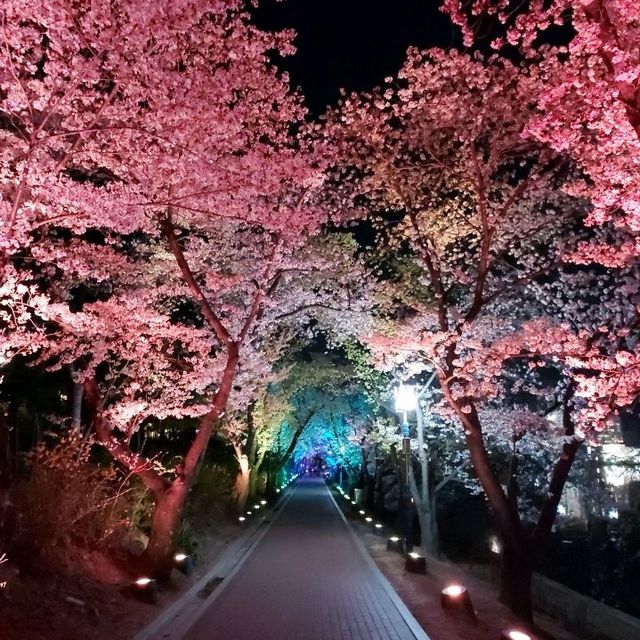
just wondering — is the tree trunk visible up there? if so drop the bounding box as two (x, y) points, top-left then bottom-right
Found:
(416, 503), (438, 555)
(499, 542), (534, 622)
(232, 450), (250, 513)
(410, 397), (439, 555)
(144, 480), (189, 581)
(69, 366), (83, 431)
(83, 338), (239, 581)
(249, 450), (265, 499)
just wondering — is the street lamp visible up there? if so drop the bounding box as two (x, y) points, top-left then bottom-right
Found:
(394, 383), (416, 553)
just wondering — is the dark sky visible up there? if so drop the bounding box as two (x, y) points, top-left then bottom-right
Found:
(254, 0), (457, 113)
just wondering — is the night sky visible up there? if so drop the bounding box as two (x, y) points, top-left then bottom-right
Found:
(254, 0), (457, 113)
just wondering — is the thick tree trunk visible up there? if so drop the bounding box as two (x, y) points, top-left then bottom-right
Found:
(144, 480), (189, 581)
(499, 542), (534, 622)
(232, 451), (250, 513)
(83, 338), (239, 581)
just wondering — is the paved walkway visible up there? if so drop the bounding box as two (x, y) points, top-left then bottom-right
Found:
(183, 477), (426, 640)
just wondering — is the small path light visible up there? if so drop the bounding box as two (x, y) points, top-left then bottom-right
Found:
(365, 517), (373, 523)
(440, 584), (476, 621)
(405, 552), (426, 574)
(351, 500), (357, 505)
(358, 510), (366, 516)
(260, 500), (267, 505)
(238, 516), (246, 524)
(173, 553), (193, 576)
(131, 577), (157, 603)
(276, 488), (281, 494)
(387, 536), (404, 553)
(374, 523), (384, 533)
(501, 631), (534, 640)
(253, 504), (261, 510)
(246, 511), (253, 515)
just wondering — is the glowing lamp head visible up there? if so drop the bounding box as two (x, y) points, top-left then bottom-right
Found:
(374, 523), (383, 529)
(408, 552), (421, 559)
(394, 384), (417, 413)
(442, 585), (465, 597)
(506, 632), (532, 640)
(260, 500), (267, 505)
(238, 516), (246, 522)
(254, 505), (260, 510)
(135, 577), (152, 586)
(389, 536), (400, 542)
(246, 511), (252, 515)
(351, 500), (357, 505)
(365, 517), (373, 523)
(174, 553), (187, 562)
(276, 488), (281, 493)
(359, 510), (365, 515)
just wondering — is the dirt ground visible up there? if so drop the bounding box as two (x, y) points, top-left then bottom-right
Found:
(0, 517), (237, 640)
(354, 521), (580, 640)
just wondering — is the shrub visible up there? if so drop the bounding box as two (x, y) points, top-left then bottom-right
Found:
(10, 431), (130, 557)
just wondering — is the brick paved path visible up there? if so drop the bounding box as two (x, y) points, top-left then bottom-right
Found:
(183, 477), (425, 640)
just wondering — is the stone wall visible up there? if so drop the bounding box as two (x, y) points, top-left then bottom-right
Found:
(462, 563), (640, 640)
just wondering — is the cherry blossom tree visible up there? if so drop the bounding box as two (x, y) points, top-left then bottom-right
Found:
(324, 46), (640, 619)
(442, 1), (640, 262)
(0, 0), (350, 578)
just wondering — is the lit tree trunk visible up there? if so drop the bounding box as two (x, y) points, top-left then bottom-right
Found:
(249, 450), (265, 499)
(232, 444), (250, 514)
(272, 412), (312, 482)
(439, 378), (581, 622)
(408, 421), (437, 553)
(441, 377), (534, 620)
(144, 479), (189, 581)
(232, 404), (256, 512)
(83, 340), (240, 580)
(407, 375), (439, 555)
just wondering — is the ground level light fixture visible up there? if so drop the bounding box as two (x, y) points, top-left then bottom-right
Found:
(173, 553), (193, 576)
(131, 577), (157, 603)
(500, 631), (534, 640)
(440, 584), (476, 621)
(405, 552), (426, 574)
(387, 536), (403, 553)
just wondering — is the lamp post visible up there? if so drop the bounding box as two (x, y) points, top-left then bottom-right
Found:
(394, 383), (416, 554)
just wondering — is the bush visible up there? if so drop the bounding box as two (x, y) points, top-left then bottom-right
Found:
(10, 431), (131, 557)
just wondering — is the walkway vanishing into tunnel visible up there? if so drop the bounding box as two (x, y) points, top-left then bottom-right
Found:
(182, 477), (428, 640)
